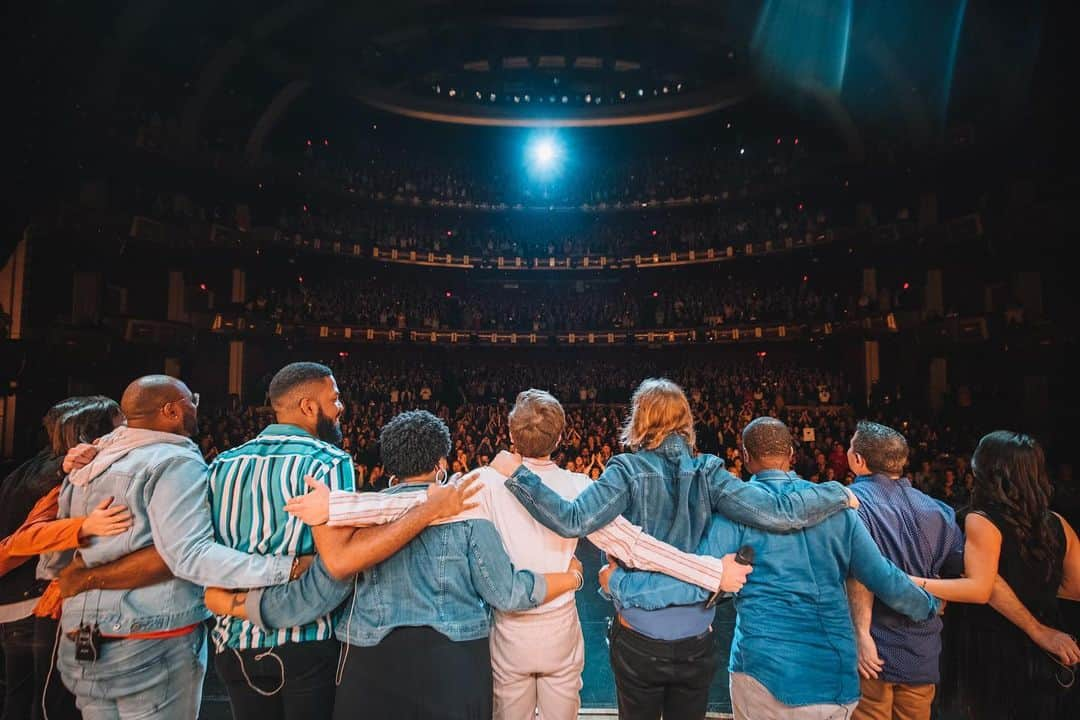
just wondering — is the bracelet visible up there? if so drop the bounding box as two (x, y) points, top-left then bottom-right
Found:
(571, 570), (584, 591)
(920, 578), (928, 590)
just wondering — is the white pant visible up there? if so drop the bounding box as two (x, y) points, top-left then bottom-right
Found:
(490, 601), (584, 720)
(731, 672), (859, 720)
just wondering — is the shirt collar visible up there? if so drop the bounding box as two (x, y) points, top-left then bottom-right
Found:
(259, 423), (315, 439)
(853, 472), (910, 487)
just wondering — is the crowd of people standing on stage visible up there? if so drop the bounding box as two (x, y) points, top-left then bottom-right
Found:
(1, 364), (1076, 720)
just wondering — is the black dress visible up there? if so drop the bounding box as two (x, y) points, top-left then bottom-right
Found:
(940, 508), (1075, 720)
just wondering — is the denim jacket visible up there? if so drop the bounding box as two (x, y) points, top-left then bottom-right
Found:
(333, 484), (547, 647)
(246, 556), (352, 631)
(44, 431), (292, 635)
(506, 434), (849, 562)
(608, 470), (940, 707)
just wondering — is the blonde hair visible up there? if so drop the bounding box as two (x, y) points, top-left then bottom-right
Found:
(509, 389), (566, 458)
(620, 378), (696, 451)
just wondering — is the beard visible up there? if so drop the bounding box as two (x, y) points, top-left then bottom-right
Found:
(316, 409), (344, 447)
(183, 411), (199, 438)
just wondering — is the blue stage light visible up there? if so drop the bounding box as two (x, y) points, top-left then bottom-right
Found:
(527, 136), (562, 174)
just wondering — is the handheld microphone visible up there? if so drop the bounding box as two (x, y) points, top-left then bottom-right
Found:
(706, 545), (755, 609)
(735, 545), (755, 566)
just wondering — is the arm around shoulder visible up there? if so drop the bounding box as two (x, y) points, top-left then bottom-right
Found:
(919, 512), (1002, 604)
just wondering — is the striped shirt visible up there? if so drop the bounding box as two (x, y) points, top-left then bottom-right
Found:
(206, 423), (355, 651)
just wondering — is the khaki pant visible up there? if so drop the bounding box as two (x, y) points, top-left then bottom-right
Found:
(490, 602), (584, 720)
(852, 678), (935, 720)
(731, 672), (860, 720)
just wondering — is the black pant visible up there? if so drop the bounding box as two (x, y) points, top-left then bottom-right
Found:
(214, 638), (340, 720)
(0, 615), (77, 720)
(608, 618), (717, 720)
(333, 627), (492, 720)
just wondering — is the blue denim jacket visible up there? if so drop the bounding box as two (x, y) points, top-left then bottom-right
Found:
(505, 435), (850, 612)
(334, 484), (547, 647)
(46, 437), (292, 635)
(608, 470), (940, 707)
(246, 556), (352, 631)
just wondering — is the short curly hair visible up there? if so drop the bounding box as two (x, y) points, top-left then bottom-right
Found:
(379, 410), (452, 480)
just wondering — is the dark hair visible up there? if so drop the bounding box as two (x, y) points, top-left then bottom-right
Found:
(742, 417), (792, 460)
(379, 410), (452, 480)
(43, 397), (87, 441)
(268, 362), (333, 407)
(852, 420), (908, 476)
(52, 396), (122, 455)
(971, 431), (1061, 584)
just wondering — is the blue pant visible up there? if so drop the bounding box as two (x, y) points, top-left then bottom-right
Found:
(57, 624), (207, 720)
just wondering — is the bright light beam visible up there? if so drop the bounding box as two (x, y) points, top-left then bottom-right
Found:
(526, 135), (563, 176)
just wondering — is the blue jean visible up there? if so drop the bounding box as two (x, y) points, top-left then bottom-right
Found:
(57, 624), (207, 720)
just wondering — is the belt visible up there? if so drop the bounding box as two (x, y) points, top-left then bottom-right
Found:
(65, 622), (199, 643)
(615, 613), (713, 641)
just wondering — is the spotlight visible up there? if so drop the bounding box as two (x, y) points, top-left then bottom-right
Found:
(475, 91), (482, 99)
(585, 93), (592, 103)
(526, 135), (563, 175)
(448, 88), (456, 97)
(561, 96), (568, 103)
(739, 148), (745, 155)
(637, 89), (644, 96)
(489, 93), (496, 102)
(524, 94), (530, 102)
(619, 90), (627, 100)
(513, 95), (520, 103)
(662, 86), (669, 94)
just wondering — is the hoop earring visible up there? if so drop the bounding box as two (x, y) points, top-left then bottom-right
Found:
(387, 475), (398, 487)
(434, 468), (448, 485)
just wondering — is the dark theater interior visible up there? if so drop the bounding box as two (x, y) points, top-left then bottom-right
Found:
(1, 2), (1075, 719)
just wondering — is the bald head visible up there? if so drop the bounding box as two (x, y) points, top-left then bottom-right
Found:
(741, 417), (794, 471)
(121, 375), (197, 436)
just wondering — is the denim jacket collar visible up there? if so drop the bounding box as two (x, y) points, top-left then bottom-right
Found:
(653, 434), (691, 460)
(751, 468), (800, 483)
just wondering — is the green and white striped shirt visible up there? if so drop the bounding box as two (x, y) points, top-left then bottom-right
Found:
(206, 423), (355, 651)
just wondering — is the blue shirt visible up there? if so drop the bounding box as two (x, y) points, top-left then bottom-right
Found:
(608, 470), (939, 707)
(849, 473), (965, 684)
